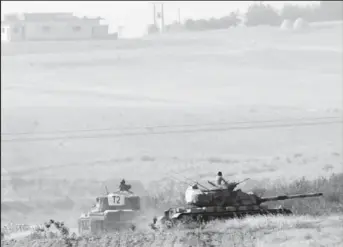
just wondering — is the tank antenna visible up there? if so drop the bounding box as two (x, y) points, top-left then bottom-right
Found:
(169, 175), (193, 187)
(169, 175), (209, 195)
(172, 171), (210, 190)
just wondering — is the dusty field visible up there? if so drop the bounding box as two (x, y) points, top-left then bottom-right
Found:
(2, 214), (343, 247)
(1, 22), (343, 246)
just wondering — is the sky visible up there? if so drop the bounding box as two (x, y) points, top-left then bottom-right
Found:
(1, 1), (318, 37)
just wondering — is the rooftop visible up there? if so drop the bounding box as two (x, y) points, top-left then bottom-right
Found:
(2, 12), (104, 23)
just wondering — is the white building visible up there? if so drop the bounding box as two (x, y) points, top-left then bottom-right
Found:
(1, 12), (115, 42)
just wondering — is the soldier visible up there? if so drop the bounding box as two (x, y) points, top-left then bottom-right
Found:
(119, 179), (127, 191)
(150, 217), (158, 230)
(191, 183), (199, 189)
(215, 171), (228, 187)
(91, 198), (101, 212)
(119, 179), (132, 192)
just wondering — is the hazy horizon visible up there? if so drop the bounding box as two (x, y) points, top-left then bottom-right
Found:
(1, 1), (319, 37)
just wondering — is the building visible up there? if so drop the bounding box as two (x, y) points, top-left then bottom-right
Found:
(1, 12), (115, 42)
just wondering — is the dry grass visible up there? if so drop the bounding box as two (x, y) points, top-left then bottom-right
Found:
(2, 173), (343, 246)
(2, 215), (343, 247)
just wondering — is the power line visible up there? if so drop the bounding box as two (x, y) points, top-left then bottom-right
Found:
(1, 119), (341, 143)
(1, 116), (340, 136)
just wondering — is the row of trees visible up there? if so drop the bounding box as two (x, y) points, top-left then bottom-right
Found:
(148, 1), (342, 33)
(246, 1), (343, 27)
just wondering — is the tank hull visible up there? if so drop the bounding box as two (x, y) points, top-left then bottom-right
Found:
(172, 208), (292, 222)
(154, 205), (292, 228)
(78, 210), (138, 235)
(78, 218), (136, 235)
(152, 185), (322, 229)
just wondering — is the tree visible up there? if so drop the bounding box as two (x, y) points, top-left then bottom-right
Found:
(184, 19), (197, 31)
(279, 2), (342, 23)
(318, 1), (343, 21)
(280, 3), (319, 22)
(183, 12), (240, 32)
(147, 24), (159, 34)
(218, 12), (240, 28)
(245, 3), (281, 26)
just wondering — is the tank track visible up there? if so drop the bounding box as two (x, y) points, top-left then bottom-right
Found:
(177, 208), (292, 221)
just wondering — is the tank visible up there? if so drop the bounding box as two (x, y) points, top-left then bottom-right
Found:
(151, 181), (323, 228)
(78, 181), (144, 235)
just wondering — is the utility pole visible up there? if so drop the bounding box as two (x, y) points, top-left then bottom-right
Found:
(153, 3), (156, 26)
(161, 3), (165, 32)
(178, 8), (181, 24)
(117, 25), (124, 38)
(151, 2), (165, 33)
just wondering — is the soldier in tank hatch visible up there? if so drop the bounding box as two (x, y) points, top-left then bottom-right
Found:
(119, 179), (132, 192)
(215, 171), (229, 186)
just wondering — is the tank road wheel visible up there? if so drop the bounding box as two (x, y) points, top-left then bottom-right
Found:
(264, 208), (293, 216)
(278, 208), (293, 215)
(181, 215), (195, 224)
(90, 221), (104, 235)
(78, 221), (82, 235)
(172, 215), (189, 228)
(177, 215), (201, 228)
(78, 219), (89, 236)
(165, 220), (174, 229)
(196, 214), (207, 223)
(213, 191), (227, 207)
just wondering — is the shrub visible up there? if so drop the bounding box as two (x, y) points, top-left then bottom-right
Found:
(183, 12), (240, 31)
(245, 3), (282, 26)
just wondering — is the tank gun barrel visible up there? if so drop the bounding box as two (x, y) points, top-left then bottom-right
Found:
(259, 192), (323, 204)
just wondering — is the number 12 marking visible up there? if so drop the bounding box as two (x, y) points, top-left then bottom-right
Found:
(112, 196), (121, 204)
